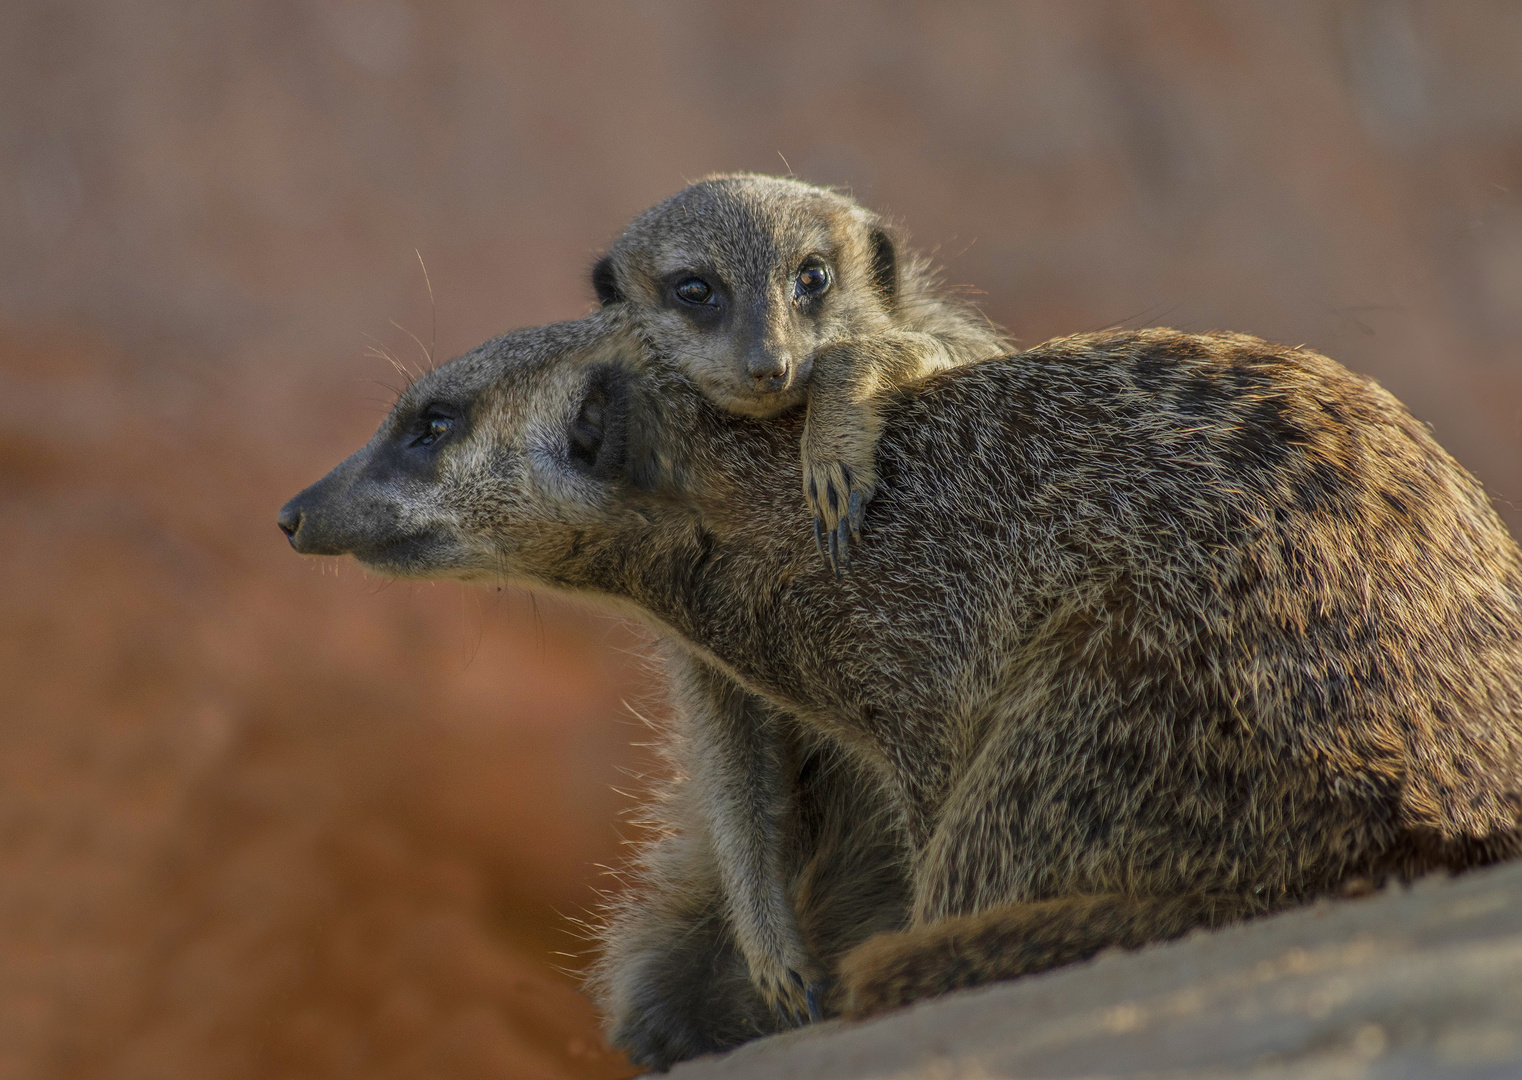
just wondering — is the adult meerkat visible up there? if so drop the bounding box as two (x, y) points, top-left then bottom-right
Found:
(591, 174), (1007, 572)
(279, 314), (1522, 1070)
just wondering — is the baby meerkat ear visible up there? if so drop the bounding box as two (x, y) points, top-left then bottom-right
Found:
(868, 226), (898, 308)
(591, 255), (624, 306)
(567, 363), (629, 480)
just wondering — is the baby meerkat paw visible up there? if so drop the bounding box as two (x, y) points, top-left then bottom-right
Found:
(803, 455), (876, 577)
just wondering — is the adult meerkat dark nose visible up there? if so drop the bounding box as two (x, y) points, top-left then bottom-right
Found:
(277, 483), (351, 556)
(277, 500), (302, 546)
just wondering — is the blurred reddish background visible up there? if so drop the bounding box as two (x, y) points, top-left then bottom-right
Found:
(2, 3), (1519, 1078)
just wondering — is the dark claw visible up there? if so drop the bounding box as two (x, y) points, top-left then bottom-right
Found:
(813, 515), (827, 559)
(786, 971), (822, 1027)
(806, 981), (826, 1023)
(847, 489), (865, 540)
(808, 475), (818, 505)
(827, 520), (841, 580)
(825, 478), (839, 516)
(773, 998), (801, 1027)
(835, 516), (850, 572)
(775, 973), (808, 1028)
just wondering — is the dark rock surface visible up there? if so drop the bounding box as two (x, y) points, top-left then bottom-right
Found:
(675, 861), (1522, 1079)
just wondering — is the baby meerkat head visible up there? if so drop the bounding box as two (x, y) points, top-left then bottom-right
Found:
(591, 174), (901, 418)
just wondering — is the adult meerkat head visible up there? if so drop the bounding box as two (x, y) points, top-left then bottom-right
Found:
(277, 311), (647, 585)
(591, 174), (901, 418)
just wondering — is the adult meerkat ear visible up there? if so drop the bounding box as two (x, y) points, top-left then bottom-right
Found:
(567, 363), (629, 480)
(868, 226), (898, 308)
(591, 255), (624, 306)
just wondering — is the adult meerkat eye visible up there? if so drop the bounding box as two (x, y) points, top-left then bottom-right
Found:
(412, 412), (454, 448)
(673, 277), (714, 305)
(795, 264), (830, 297)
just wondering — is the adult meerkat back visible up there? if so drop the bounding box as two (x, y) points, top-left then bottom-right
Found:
(593, 173), (1007, 569)
(830, 329), (1522, 1012)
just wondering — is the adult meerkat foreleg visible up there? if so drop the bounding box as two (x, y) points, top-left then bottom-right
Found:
(801, 330), (960, 574)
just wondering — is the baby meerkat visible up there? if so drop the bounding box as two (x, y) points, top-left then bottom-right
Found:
(591, 173), (1007, 571)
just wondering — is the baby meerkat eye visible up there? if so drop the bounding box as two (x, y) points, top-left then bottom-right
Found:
(795, 264), (830, 297)
(674, 277), (714, 305)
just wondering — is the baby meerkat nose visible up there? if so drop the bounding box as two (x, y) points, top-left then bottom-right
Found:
(745, 352), (791, 386)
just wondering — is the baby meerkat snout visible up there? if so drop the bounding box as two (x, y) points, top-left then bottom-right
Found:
(668, 270), (801, 395)
(739, 259), (832, 388)
(735, 256), (838, 393)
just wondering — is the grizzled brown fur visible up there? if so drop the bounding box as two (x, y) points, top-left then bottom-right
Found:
(279, 315), (1522, 1071)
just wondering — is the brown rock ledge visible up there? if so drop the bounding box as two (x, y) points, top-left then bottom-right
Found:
(672, 860), (1522, 1079)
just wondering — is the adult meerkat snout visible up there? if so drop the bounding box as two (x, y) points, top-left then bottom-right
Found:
(592, 174), (1007, 572)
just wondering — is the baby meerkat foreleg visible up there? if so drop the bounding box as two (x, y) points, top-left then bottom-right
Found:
(835, 892), (1262, 1018)
(673, 653), (827, 1025)
(801, 331), (961, 574)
